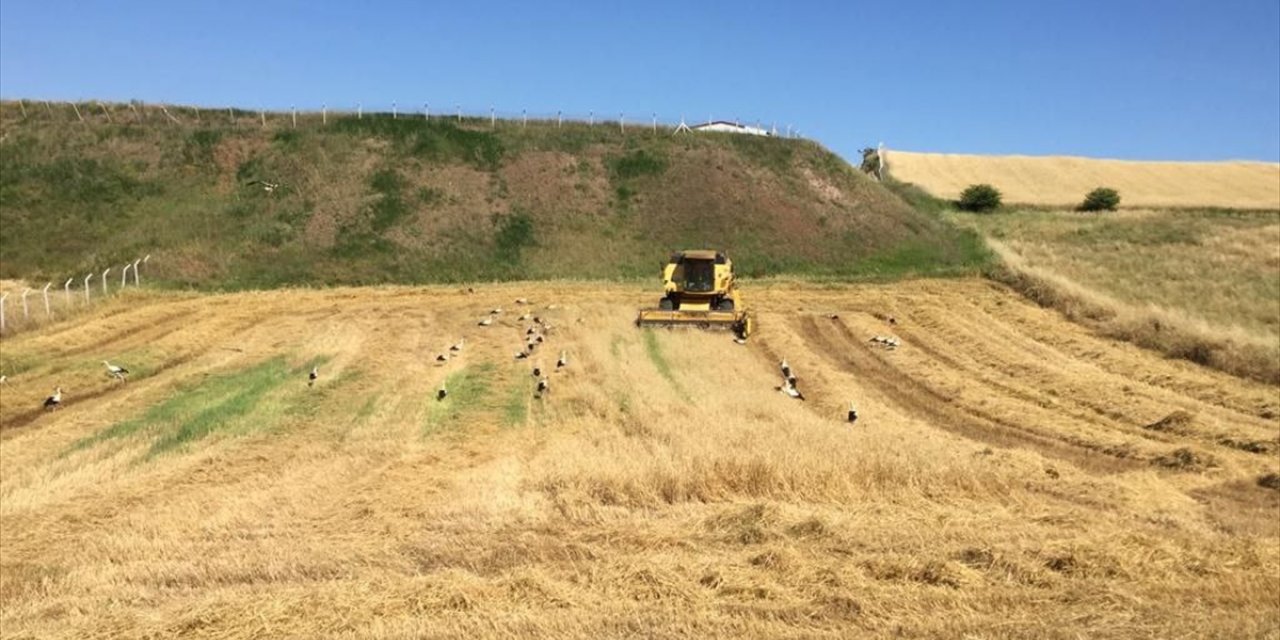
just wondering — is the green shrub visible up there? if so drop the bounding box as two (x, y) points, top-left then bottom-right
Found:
(494, 212), (535, 263)
(1079, 187), (1121, 212)
(958, 184), (1002, 212)
(608, 148), (667, 181)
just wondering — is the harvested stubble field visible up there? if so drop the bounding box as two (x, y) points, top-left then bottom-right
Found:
(885, 150), (1280, 210)
(0, 280), (1277, 639)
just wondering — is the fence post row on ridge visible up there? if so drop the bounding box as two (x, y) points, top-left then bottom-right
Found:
(1, 99), (809, 142)
(0, 255), (153, 336)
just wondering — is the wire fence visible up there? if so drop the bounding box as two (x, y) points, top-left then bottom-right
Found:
(0, 255), (153, 337)
(0, 99), (808, 139)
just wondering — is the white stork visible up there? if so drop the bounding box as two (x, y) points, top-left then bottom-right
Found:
(437, 382), (448, 401)
(478, 317), (493, 327)
(103, 360), (129, 382)
(308, 366), (318, 387)
(556, 351), (568, 369)
(535, 377), (549, 397)
(450, 338), (465, 352)
(43, 387), (62, 410)
(777, 378), (804, 401)
(847, 402), (859, 424)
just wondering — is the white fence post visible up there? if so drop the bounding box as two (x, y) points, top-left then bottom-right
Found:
(456, 105), (460, 122)
(392, 102), (397, 119)
(652, 113), (657, 132)
(620, 113), (625, 133)
(358, 102), (362, 119)
(102, 268), (111, 295)
(71, 102), (84, 122)
(490, 106), (495, 128)
(21, 288), (31, 320)
(322, 103), (327, 124)
(83, 274), (92, 303)
(424, 103), (429, 121)
(121, 264), (130, 287)
(260, 109), (266, 128)
(292, 105), (297, 128)
(64, 278), (73, 306)
(42, 283), (52, 318)
(0, 292), (7, 333)
(589, 111), (594, 126)
(133, 258), (142, 286)
(557, 110), (562, 128)
(522, 109), (527, 127)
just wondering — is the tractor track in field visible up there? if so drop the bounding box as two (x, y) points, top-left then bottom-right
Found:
(797, 315), (1145, 473)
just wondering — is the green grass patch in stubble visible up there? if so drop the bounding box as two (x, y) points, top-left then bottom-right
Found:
(424, 362), (497, 436)
(642, 329), (688, 400)
(502, 367), (530, 428)
(67, 355), (324, 458)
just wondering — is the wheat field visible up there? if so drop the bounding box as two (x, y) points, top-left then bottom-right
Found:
(885, 150), (1280, 209)
(0, 281), (1277, 638)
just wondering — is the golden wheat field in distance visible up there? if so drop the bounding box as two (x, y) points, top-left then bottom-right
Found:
(0, 280), (1278, 639)
(885, 150), (1280, 209)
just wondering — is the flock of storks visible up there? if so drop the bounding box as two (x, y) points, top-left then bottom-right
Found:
(435, 297), (566, 401)
(27, 306), (899, 428)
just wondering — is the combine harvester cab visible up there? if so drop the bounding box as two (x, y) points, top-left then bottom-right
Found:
(636, 250), (753, 338)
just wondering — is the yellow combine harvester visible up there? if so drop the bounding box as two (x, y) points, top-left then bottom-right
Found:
(636, 249), (753, 338)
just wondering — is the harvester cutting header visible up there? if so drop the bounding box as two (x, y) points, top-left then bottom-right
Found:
(636, 250), (753, 338)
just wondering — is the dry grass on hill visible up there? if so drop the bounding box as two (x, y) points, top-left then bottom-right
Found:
(1, 280), (1277, 638)
(886, 150), (1280, 209)
(952, 208), (1280, 384)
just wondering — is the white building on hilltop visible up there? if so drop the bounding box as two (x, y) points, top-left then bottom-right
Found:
(691, 120), (771, 136)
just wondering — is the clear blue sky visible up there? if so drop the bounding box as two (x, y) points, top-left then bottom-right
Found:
(2, 0), (1278, 162)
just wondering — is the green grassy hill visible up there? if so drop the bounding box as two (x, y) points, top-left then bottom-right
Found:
(0, 102), (988, 288)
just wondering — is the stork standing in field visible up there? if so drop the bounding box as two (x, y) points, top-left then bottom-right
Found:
(532, 362), (543, 378)
(777, 378), (805, 401)
(437, 382), (448, 401)
(436, 352), (450, 363)
(515, 298), (529, 305)
(535, 377), (549, 397)
(847, 402), (859, 424)
(513, 350), (529, 360)
(450, 338), (465, 352)
(556, 351), (568, 370)
(43, 387), (62, 410)
(103, 360), (129, 382)
(780, 359), (792, 381)
(308, 366), (318, 387)
(478, 317), (493, 327)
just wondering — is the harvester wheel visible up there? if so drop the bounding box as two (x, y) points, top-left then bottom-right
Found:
(717, 299), (735, 312)
(659, 297), (674, 311)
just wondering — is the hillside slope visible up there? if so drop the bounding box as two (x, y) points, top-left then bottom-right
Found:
(0, 104), (987, 288)
(885, 150), (1280, 209)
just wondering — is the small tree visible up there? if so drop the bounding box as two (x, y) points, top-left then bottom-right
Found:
(1079, 187), (1121, 212)
(958, 184), (1002, 212)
